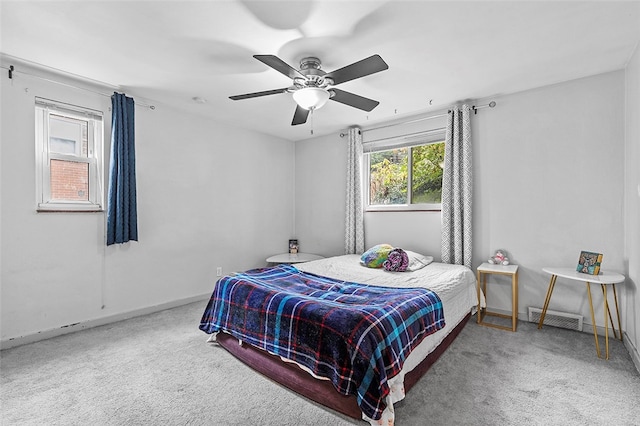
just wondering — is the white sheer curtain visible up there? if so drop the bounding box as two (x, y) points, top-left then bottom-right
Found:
(441, 105), (473, 268)
(344, 127), (365, 254)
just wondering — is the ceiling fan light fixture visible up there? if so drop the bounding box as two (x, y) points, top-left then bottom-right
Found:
(292, 87), (330, 110)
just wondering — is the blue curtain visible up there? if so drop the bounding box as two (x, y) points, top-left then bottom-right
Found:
(107, 92), (138, 245)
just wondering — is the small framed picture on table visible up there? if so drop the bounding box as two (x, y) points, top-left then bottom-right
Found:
(289, 239), (298, 254)
(577, 251), (603, 275)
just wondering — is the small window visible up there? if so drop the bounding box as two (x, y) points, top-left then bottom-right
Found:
(35, 98), (104, 212)
(365, 135), (445, 211)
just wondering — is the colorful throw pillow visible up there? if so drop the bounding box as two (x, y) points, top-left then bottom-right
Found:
(360, 244), (394, 268)
(383, 248), (410, 272)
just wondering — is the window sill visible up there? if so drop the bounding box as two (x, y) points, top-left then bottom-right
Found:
(37, 209), (104, 213)
(37, 202), (104, 213)
(366, 206), (442, 212)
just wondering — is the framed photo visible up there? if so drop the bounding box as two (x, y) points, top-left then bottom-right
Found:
(576, 251), (603, 275)
(289, 239), (298, 254)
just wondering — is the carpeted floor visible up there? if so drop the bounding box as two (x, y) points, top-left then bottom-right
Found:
(1, 300), (639, 425)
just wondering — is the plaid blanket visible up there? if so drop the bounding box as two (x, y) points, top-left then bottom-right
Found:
(199, 264), (445, 420)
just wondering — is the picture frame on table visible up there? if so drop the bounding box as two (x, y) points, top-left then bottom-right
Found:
(577, 251), (603, 275)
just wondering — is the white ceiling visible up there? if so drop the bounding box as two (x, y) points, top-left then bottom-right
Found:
(2, 1), (639, 141)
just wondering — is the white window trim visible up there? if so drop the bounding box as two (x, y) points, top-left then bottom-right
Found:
(35, 98), (104, 212)
(364, 129), (445, 212)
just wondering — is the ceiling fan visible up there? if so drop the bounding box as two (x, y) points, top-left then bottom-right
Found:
(229, 54), (389, 126)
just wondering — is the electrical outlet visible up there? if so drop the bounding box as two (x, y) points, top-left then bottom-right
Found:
(216, 267), (223, 277)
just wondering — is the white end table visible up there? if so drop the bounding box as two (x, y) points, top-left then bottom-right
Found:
(476, 262), (519, 332)
(539, 267), (625, 360)
(266, 252), (324, 264)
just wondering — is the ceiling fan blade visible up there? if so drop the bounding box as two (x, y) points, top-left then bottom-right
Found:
(291, 105), (310, 126)
(229, 88), (289, 100)
(254, 55), (306, 80)
(329, 88), (380, 112)
(325, 54), (388, 85)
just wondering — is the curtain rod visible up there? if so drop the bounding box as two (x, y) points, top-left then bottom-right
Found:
(2, 64), (156, 110)
(339, 101), (496, 137)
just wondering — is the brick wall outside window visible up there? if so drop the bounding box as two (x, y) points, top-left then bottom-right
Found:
(50, 159), (89, 201)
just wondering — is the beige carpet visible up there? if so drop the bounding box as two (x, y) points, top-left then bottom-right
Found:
(2, 300), (639, 425)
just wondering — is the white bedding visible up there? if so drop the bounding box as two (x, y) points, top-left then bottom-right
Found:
(295, 255), (480, 425)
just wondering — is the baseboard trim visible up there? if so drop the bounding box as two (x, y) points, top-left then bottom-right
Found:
(0, 293), (211, 350)
(623, 331), (640, 375)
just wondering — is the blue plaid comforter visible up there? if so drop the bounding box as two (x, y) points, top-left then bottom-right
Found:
(199, 264), (445, 420)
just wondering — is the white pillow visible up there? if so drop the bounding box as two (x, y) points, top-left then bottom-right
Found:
(405, 251), (434, 271)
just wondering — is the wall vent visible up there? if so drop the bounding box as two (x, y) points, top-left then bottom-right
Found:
(528, 307), (583, 332)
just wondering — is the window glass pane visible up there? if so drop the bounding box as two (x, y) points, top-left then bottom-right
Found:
(49, 137), (77, 154)
(369, 148), (408, 205)
(50, 159), (89, 201)
(411, 142), (445, 204)
(49, 114), (88, 157)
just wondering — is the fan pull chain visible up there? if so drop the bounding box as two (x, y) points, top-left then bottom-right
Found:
(310, 108), (314, 135)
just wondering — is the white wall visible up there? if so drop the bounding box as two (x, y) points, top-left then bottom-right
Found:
(624, 43), (640, 370)
(294, 133), (347, 257)
(0, 59), (294, 346)
(295, 71), (631, 352)
(474, 71), (625, 326)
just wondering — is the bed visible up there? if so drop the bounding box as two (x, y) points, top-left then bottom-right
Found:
(200, 254), (479, 425)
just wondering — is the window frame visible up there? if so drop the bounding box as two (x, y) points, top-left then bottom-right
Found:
(35, 98), (104, 212)
(364, 129), (445, 212)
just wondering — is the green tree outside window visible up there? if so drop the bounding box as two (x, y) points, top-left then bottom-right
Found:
(369, 142), (444, 206)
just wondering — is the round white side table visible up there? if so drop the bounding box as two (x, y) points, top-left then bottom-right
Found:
(266, 253), (324, 264)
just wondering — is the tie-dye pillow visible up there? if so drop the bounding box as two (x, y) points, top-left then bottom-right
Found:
(360, 244), (394, 268)
(383, 248), (410, 272)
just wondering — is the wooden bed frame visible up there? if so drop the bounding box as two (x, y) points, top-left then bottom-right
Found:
(216, 312), (471, 420)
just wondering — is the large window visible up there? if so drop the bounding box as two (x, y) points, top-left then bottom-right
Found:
(35, 98), (104, 212)
(365, 132), (445, 211)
